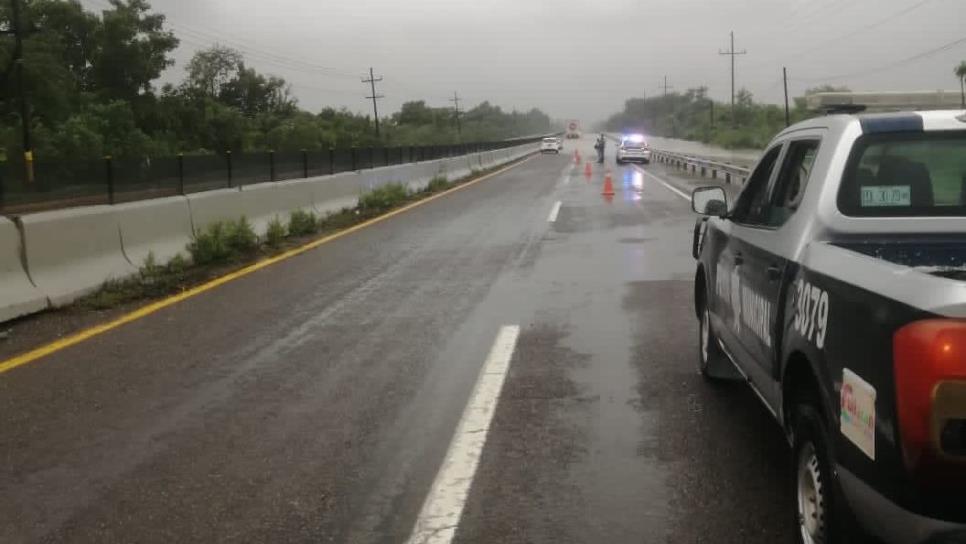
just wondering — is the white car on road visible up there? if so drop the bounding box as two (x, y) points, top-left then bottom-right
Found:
(540, 137), (562, 154)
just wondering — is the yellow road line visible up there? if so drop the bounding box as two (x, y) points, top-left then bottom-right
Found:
(0, 155), (535, 376)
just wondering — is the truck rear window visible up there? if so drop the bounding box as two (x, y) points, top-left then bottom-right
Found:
(837, 132), (966, 217)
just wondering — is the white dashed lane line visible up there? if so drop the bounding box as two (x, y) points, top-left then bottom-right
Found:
(547, 201), (562, 223)
(406, 325), (521, 544)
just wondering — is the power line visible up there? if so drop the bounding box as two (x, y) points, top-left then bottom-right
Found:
(745, 0), (936, 71)
(362, 67), (384, 138)
(719, 31), (747, 124)
(793, 34), (966, 82)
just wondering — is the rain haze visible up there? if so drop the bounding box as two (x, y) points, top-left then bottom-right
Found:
(80, 0), (966, 125)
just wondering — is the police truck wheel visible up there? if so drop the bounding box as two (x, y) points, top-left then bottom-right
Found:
(698, 304), (727, 381)
(792, 402), (861, 544)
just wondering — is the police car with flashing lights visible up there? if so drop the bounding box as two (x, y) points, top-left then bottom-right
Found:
(616, 134), (652, 164)
(690, 109), (966, 544)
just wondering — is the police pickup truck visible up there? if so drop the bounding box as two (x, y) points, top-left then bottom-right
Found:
(690, 110), (966, 544)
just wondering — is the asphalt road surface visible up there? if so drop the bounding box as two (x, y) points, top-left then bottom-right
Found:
(0, 137), (794, 543)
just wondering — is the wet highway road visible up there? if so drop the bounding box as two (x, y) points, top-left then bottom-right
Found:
(0, 137), (794, 543)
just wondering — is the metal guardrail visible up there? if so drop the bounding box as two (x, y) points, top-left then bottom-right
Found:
(602, 132), (751, 185)
(649, 149), (751, 186)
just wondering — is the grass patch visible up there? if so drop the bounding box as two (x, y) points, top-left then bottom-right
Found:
(359, 182), (410, 212)
(188, 217), (258, 265)
(426, 175), (451, 193)
(81, 252), (193, 310)
(288, 209), (319, 237)
(265, 216), (286, 249)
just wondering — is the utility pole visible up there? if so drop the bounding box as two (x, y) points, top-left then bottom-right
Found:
(710, 100), (715, 130)
(783, 66), (791, 127)
(362, 67), (384, 139)
(7, 0), (34, 182)
(659, 76), (674, 97)
(719, 31), (747, 125)
(449, 91), (462, 141)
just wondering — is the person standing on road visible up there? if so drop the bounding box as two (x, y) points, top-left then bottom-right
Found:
(595, 134), (606, 163)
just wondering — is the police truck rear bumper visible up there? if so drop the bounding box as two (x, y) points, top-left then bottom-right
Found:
(838, 466), (966, 543)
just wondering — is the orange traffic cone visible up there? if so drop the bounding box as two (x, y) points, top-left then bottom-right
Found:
(574, 150), (581, 165)
(584, 162), (592, 177)
(602, 170), (616, 196)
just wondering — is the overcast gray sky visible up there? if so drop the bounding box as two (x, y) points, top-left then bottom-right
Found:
(83, 0), (966, 124)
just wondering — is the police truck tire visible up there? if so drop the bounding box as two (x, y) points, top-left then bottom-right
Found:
(792, 402), (863, 544)
(698, 304), (729, 381)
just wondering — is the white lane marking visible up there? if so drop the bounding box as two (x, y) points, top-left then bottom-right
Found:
(560, 163), (574, 186)
(547, 201), (562, 223)
(632, 165), (690, 201)
(406, 325), (521, 544)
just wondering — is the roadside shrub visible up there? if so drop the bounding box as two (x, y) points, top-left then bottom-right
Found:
(188, 217), (257, 265)
(359, 182), (409, 212)
(426, 175), (450, 192)
(82, 252), (193, 309)
(226, 217), (258, 255)
(188, 221), (232, 265)
(288, 209), (319, 237)
(266, 216), (287, 248)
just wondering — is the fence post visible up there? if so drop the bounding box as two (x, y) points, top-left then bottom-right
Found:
(226, 150), (233, 188)
(351, 147), (358, 171)
(269, 150), (276, 182)
(178, 153), (185, 194)
(302, 149), (308, 178)
(329, 147), (335, 175)
(104, 155), (115, 204)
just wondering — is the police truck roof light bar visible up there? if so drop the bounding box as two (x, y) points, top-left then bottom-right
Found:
(893, 319), (966, 486)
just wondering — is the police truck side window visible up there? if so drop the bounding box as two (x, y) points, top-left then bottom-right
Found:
(731, 145), (782, 225)
(765, 140), (820, 227)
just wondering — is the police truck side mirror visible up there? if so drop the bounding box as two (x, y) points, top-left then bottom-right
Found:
(692, 186), (728, 216)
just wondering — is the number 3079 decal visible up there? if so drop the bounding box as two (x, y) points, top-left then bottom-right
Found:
(793, 279), (829, 349)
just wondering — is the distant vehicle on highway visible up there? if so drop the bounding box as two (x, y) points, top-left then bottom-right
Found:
(566, 121), (581, 139)
(615, 134), (651, 165)
(540, 137), (562, 154)
(690, 110), (966, 544)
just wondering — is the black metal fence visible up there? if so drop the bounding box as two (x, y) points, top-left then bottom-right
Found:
(0, 136), (547, 215)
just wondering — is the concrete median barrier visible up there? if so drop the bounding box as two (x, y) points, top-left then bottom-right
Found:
(309, 172), (361, 216)
(117, 196), (194, 266)
(2, 143), (538, 323)
(20, 206), (138, 307)
(0, 217), (48, 322)
(186, 188), (244, 235)
(238, 181), (318, 236)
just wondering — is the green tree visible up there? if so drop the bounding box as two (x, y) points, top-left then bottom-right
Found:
(185, 44), (242, 98)
(219, 63), (295, 117)
(955, 61), (966, 108)
(90, 0), (178, 101)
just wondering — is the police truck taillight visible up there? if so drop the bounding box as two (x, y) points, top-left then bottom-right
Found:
(893, 319), (966, 484)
